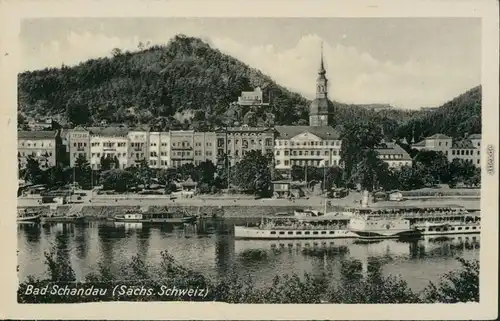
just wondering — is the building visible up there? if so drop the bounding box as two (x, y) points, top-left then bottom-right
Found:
(412, 133), (481, 167)
(375, 142), (412, 168)
(309, 43), (334, 127)
(17, 130), (61, 169)
(89, 127), (130, 170)
(411, 133), (452, 154)
(128, 130), (149, 166)
(149, 132), (170, 168)
(237, 87), (270, 106)
(216, 126), (275, 166)
(193, 131), (217, 166)
(66, 126), (90, 167)
(274, 126), (342, 172)
(449, 134), (481, 166)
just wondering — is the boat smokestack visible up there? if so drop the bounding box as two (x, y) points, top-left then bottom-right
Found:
(361, 190), (369, 208)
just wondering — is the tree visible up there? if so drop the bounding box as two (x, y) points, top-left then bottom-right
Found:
(232, 150), (272, 196)
(100, 169), (134, 192)
(197, 160), (217, 186)
(100, 155), (118, 171)
(339, 123), (384, 186)
(74, 154), (92, 189)
(423, 258), (479, 303)
(135, 158), (153, 187)
(346, 148), (393, 192)
(413, 150), (450, 184)
(23, 155), (43, 184)
(65, 98), (91, 126)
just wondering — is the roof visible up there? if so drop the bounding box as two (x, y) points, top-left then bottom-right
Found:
(412, 140), (426, 147)
(226, 126), (274, 133)
(87, 127), (129, 137)
(468, 134), (481, 139)
(426, 133), (451, 140)
(18, 130), (57, 139)
(275, 126), (340, 140)
(376, 143), (412, 160)
(451, 139), (476, 149)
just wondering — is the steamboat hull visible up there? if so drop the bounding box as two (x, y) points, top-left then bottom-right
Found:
(234, 226), (358, 240)
(351, 229), (421, 240)
(41, 216), (86, 224)
(113, 216), (197, 224)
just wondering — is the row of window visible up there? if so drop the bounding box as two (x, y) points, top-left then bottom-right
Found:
(225, 138), (273, 147)
(276, 140), (340, 147)
(19, 142), (53, 147)
(276, 150), (339, 157)
(269, 230), (340, 236)
(428, 226), (478, 232)
(276, 159), (337, 167)
(18, 151), (53, 157)
(452, 149), (480, 156)
(379, 154), (405, 160)
(149, 160), (168, 166)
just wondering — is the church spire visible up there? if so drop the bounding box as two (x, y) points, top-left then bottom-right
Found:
(319, 41), (326, 75)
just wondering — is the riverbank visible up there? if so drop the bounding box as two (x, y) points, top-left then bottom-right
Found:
(17, 196), (481, 218)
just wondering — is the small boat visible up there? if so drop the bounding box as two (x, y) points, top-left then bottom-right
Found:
(113, 211), (198, 224)
(17, 210), (41, 224)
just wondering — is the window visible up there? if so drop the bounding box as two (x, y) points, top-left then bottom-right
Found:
(324, 151), (329, 156)
(321, 231), (327, 235)
(329, 231), (335, 234)
(287, 231), (293, 235)
(284, 151), (289, 156)
(312, 231), (318, 235)
(304, 231), (310, 235)
(296, 231), (302, 235)
(279, 231), (285, 235)
(276, 151), (280, 156)
(276, 160), (281, 165)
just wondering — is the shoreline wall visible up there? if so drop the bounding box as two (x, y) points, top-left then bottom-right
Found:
(18, 200), (480, 218)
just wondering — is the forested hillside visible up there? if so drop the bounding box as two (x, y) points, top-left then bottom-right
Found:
(396, 86), (482, 141)
(18, 35), (309, 129)
(18, 35), (481, 138)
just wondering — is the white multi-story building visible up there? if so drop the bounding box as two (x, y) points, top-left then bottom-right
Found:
(412, 133), (481, 167)
(274, 126), (342, 172)
(149, 132), (171, 168)
(128, 130), (149, 166)
(89, 127), (130, 170)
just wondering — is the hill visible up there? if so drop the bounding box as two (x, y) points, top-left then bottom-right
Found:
(17, 35), (481, 138)
(395, 86), (482, 141)
(18, 35), (310, 130)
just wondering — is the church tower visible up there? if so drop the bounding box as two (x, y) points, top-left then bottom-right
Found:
(309, 42), (331, 126)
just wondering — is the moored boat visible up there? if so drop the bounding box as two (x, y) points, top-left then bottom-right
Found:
(234, 213), (357, 240)
(113, 211), (198, 224)
(17, 209), (41, 224)
(41, 215), (86, 224)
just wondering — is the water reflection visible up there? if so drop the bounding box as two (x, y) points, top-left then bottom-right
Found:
(17, 221), (480, 292)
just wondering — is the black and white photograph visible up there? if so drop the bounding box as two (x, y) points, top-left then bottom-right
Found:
(2, 0), (499, 319)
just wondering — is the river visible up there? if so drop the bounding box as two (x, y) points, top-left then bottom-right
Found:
(17, 219), (480, 293)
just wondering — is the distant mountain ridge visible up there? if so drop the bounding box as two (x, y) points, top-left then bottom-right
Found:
(17, 35), (481, 139)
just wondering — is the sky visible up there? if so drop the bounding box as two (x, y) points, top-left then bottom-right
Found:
(20, 17), (481, 109)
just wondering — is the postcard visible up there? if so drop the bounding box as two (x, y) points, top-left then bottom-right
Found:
(0, 0), (498, 319)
